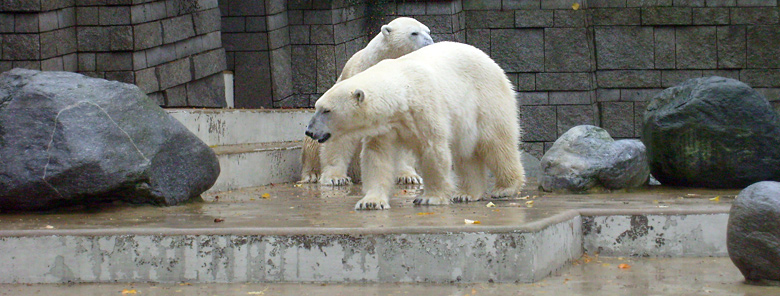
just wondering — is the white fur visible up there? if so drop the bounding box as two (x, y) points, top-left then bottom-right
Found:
(308, 42), (526, 210)
(300, 17), (432, 185)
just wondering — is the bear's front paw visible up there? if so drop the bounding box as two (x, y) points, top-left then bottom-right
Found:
(355, 194), (390, 210)
(298, 172), (319, 183)
(413, 196), (451, 205)
(452, 193), (480, 203)
(320, 175), (352, 186)
(396, 172), (423, 185)
(489, 187), (518, 198)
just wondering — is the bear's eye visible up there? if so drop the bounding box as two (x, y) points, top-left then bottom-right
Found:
(411, 32), (418, 36)
(322, 109), (331, 114)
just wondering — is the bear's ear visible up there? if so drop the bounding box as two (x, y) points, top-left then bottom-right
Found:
(381, 25), (392, 37)
(352, 89), (365, 103)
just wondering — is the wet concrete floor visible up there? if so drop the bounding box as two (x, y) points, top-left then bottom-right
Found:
(0, 180), (737, 233)
(1, 257), (776, 296)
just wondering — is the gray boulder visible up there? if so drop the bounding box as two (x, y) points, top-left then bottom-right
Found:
(642, 76), (780, 188)
(540, 125), (649, 192)
(728, 181), (780, 284)
(0, 68), (219, 211)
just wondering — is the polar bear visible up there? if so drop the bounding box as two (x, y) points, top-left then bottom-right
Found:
(305, 42), (526, 210)
(300, 17), (433, 186)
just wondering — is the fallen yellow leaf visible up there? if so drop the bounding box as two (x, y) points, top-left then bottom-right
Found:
(602, 263), (611, 267)
(519, 195), (530, 200)
(122, 289), (137, 295)
(709, 196), (720, 202)
(261, 193), (271, 199)
(464, 219), (481, 224)
(525, 200), (534, 207)
(486, 202), (496, 208)
(293, 184), (302, 188)
(619, 263), (631, 269)
(417, 212), (435, 216)
(572, 3), (580, 10)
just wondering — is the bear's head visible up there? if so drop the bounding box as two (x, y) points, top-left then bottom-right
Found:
(306, 77), (401, 143)
(380, 17), (433, 54)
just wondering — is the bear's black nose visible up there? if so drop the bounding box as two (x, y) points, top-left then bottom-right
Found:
(317, 133), (331, 143)
(305, 130), (313, 138)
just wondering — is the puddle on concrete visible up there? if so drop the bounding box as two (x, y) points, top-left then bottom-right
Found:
(0, 180), (738, 232)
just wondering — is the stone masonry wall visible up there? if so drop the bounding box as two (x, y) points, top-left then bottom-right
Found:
(220, 0), (780, 158)
(0, 0), (227, 107)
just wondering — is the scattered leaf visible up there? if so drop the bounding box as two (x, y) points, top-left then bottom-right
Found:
(709, 196), (720, 202)
(472, 288), (477, 295)
(179, 283), (192, 286)
(293, 184), (302, 188)
(464, 219), (481, 224)
(572, 2), (580, 10)
(652, 200), (659, 204)
(214, 218), (225, 223)
(121, 289), (137, 294)
(687, 193), (699, 196)
(349, 211), (356, 214)
(519, 195), (530, 200)
(417, 212), (435, 216)
(486, 202), (496, 208)
(525, 200), (534, 207)
(261, 193), (271, 199)
(618, 263), (631, 269)
(492, 209), (501, 212)
(45, 225), (54, 229)
(247, 292), (265, 295)
(602, 263), (611, 267)
(658, 205), (669, 208)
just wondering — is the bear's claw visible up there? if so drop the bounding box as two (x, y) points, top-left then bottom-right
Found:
(413, 196), (450, 205)
(451, 194), (478, 203)
(396, 174), (423, 185)
(320, 176), (352, 186)
(355, 195), (390, 210)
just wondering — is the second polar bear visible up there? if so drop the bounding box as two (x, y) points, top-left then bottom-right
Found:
(305, 42), (526, 210)
(300, 17), (433, 185)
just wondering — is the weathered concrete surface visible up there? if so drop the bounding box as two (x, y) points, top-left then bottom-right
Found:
(0, 220), (581, 284)
(209, 142), (302, 192)
(582, 214), (728, 257)
(166, 109), (313, 146)
(0, 183), (737, 284)
(3, 257), (778, 295)
(167, 109), (313, 191)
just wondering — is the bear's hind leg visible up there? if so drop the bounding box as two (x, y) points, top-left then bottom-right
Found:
(299, 137), (321, 183)
(413, 144), (454, 205)
(482, 141), (526, 198)
(452, 156), (487, 203)
(395, 148), (423, 185)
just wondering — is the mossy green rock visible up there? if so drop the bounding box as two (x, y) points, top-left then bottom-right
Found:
(642, 76), (780, 188)
(0, 69), (220, 211)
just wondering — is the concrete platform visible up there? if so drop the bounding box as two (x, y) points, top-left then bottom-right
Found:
(0, 180), (739, 284)
(3, 257), (777, 295)
(166, 109), (314, 192)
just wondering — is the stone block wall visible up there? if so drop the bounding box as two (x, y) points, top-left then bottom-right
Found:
(0, 0), (227, 108)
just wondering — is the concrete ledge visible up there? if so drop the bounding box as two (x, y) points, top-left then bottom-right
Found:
(210, 142), (302, 192)
(0, 217), (581, 284)
(167, 109), (313, 146)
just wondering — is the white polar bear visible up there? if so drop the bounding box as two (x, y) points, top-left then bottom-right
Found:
(305, 42), (526, 210)
(300, 17), (433, 186)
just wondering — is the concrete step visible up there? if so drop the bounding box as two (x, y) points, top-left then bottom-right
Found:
(0, 183), (738, 284)
(4, 257), (774, 295)
(210, 142), (302, 192)
(167, 109), (313, 146)
(167, 109), (314, 191)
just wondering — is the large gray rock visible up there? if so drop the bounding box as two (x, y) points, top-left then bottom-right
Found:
(540, 125), (649, 192)
(728, 181), (780, 284)
(642, 76), (780, 188)
(0, 68), (219, 211)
